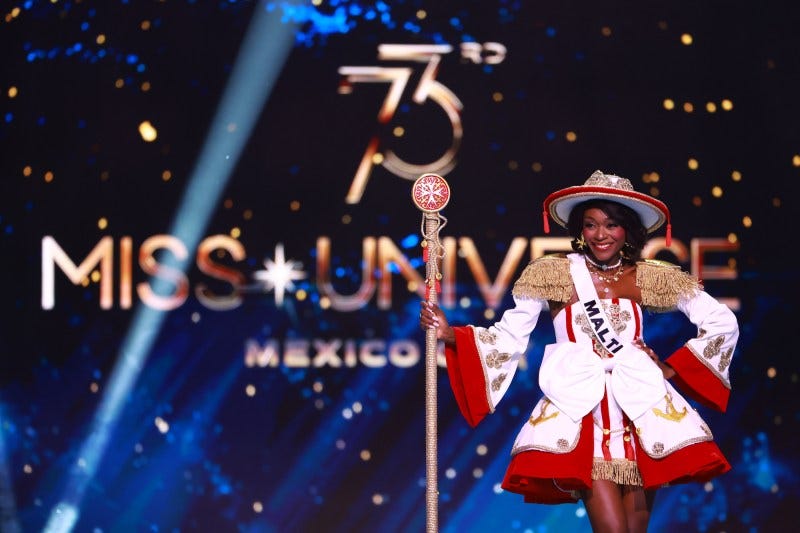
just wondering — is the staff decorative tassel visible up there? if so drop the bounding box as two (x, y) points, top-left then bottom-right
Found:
(411, 173), (450, 533)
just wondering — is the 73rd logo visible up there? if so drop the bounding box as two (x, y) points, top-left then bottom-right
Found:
(338, 42), (506, 204)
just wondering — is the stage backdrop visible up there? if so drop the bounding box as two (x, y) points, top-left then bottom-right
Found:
(1, 1), (797, 532)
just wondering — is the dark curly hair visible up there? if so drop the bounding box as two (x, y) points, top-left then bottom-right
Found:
(566, 200), (648, 264)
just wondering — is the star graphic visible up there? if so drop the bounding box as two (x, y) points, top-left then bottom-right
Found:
(252, 244), (307, 306)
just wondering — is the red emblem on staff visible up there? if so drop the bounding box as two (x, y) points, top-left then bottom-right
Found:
(412, 173), (450, 212)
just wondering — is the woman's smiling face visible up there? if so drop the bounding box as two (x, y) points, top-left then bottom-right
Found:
(581, 207), (627, 264)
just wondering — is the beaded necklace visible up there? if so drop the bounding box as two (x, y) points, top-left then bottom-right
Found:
(584, 255), (622, 271)
(585, 257), (625, 293)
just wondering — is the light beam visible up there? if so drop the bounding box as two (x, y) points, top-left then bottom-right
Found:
(42, 2), (301, 531)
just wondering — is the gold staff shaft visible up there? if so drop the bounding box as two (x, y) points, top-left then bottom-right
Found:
(411, 172), (450, 533)
(423, 212), (441, 533)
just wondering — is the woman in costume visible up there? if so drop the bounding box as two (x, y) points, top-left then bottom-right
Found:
(419, 170), (739, 532)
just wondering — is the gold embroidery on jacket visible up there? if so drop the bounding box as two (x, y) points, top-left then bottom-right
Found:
(718, 348), (733, 372)
(529, 398), (558, 426)
(703, 335), (725, 359)
(485, 349), (512, 369)
(652, 442), (665, 454)
(491, 373), (507, 392)
(478, 329), (497, 345)
(652, 392), (688, 422)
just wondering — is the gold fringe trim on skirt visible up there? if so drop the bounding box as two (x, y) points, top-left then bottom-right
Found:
(591, 458), (643, 486)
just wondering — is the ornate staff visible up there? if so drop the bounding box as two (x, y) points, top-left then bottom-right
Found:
(411, 173), (450, 533)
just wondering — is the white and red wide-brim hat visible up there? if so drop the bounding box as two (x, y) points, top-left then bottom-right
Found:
(542, 170), (672, 244)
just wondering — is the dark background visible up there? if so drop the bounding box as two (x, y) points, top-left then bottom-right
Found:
(1, 1), (797, 531)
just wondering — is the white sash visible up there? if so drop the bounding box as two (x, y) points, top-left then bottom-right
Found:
(568, 253), (631, 354)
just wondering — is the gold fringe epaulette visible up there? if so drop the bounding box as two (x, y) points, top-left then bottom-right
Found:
(636, 259), (701, 312)
(512, 254), (573, 302)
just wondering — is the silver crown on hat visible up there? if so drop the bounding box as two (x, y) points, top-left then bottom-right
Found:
(584, 170), (635, 191)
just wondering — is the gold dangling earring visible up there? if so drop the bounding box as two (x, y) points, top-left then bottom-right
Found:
(575, 234), (587, 251)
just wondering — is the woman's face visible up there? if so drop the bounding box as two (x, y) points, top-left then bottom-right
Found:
(581, 207), (627, 263)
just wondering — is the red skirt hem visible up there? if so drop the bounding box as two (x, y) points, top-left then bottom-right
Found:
(500, 421), (730, 504)
(500, 413), (594, 504)
(637, 440), (731, 489)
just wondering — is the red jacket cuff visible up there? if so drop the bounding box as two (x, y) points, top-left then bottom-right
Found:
(445, 326), (492, 427)
(666, 346), (730, 412)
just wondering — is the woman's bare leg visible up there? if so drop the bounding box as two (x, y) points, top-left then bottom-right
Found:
(581, 479), (627, 533)
(582, 481), (656, 532)
(621, 486), (656, 533)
